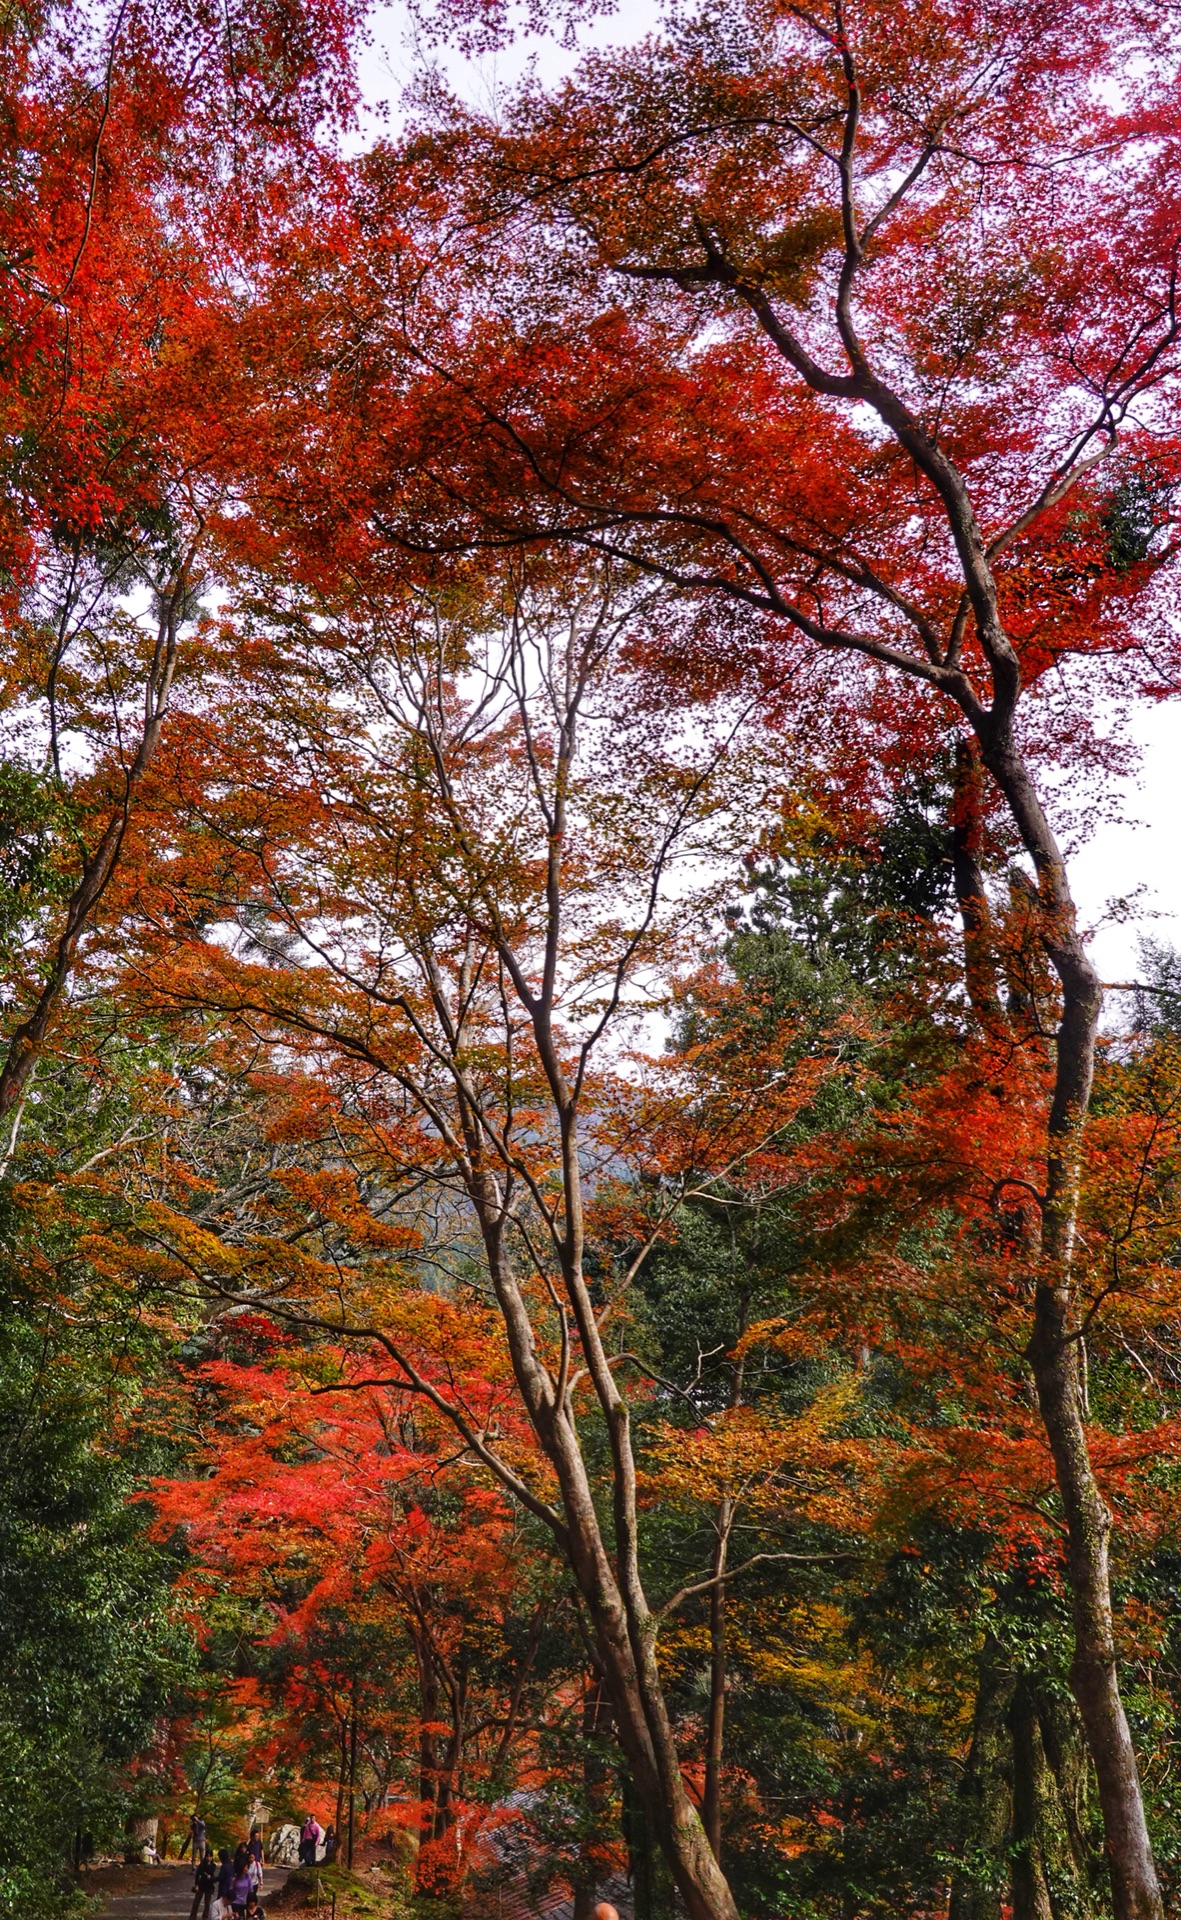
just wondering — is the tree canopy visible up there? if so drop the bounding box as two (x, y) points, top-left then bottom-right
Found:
(3, 4), (1181, 1919)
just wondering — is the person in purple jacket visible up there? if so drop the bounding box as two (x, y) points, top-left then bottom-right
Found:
(229, 1844), (254, 1917)
(215, 1849), (234, 1917)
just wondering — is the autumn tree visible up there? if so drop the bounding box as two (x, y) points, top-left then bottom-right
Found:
(111, 562), (877, 1919)
(0, 13), (368, 1886)
(8, 4), (1181, 1913)
(149, 1320), (559, 1891)
(32, 575), (1181, 1919)
(617, 816), (1181, 1918)
(0, 0), (362, 1128)
(201, 3), (1181, 1911)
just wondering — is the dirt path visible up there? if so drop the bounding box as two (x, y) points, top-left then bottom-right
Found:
(87, 1862), (291, 1920)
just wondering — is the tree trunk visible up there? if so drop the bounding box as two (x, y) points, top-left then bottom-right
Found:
(414, 1644), (439, 1884)
(1011, 1684), (1055, 1920)
(572, 1676), (613, 1920)
(622, 1770), (678, 1920)
(949, 1638), (1014, 1920)
(950, 738), (1138, 1920)
(458, 1186), (743, 1919)
(1035, 1680), (1100, 1902)
(346, 1677), (358, 1870)
(702, 1496), (730, 1866)
(0, 577), (187, 1125)
(950, 739), (1005, 1027)
(553, 1417), (741, 1920)
(702, 182), (1166, 1918)
(334, 1718), (348, 1841)
(975, 732), (1163, 1920)
(1028, 1283), (1159, 1920)
(432, 1670), (465, 1852)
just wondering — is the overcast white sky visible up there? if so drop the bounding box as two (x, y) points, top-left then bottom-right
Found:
(353, 2), (1181, 992)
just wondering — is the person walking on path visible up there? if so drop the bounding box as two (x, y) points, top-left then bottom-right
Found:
(246, 1827), (265, 1891)
(215, 1849), (234, 1920)
(297, 1817), (321, 1868)
(229, 1846), (253, 1918)
(189, 1814), (207, 1864)
(190, 1846), (218, 1920)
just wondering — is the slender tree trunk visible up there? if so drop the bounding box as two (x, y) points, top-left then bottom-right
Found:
(1028, 1281), (1157, 1920)
(976, 734), (1163, 1920)
(432, 1671), (465, 1851)
(0, 575), (187, 1124)
(949, 1638), (1014, 1920)
(703, 1497), (730, 1866)
(347, 1674), (358, 1870)
(334, 1717), (348, 1841)
(414, 1645), (439, 1886)
(703, 1315), (745, 1865)
(951, 739), (1005, 1026)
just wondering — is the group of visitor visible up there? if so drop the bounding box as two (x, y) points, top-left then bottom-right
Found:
(181, 1811), (616, 1919)
(187, 1820), (268, 1920)
(186, 1810), (339, 1920)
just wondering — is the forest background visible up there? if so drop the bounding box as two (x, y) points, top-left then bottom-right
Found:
(5, 2), (1181, 1919)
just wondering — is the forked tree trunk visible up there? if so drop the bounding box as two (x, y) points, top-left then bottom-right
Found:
(354, 820), (746, 1912)
(430, 881), (746, 1916)
(546, 1403), (742, 1920)
(468, 1214), (741, 1920)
